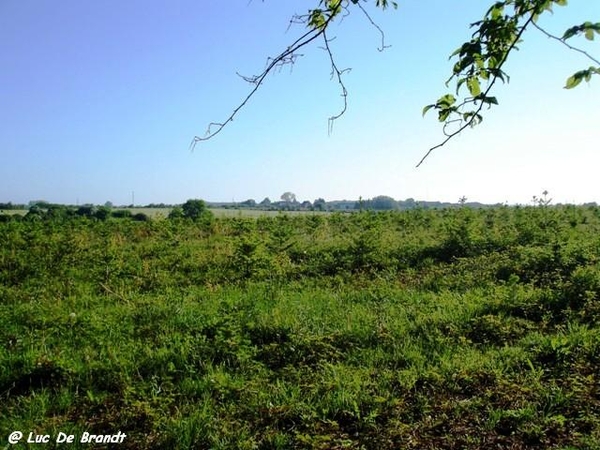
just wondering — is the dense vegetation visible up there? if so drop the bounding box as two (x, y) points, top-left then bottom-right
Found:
(1, 205), (600, 449)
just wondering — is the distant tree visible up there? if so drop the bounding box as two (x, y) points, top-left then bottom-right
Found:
(241, 199), (257, 207)
(104, 201), (114, 208)
(281, 192), (297, 204)
(370, 195), (398, 210)
(29, 200), (50, 209)
(402, 198), (417, 209)
(259, 197), (272, 207)
(181, 199), (213, 220)
(300, 200), (313, 210)
(313, 198), (327, 211)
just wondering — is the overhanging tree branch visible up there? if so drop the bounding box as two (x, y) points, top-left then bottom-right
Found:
(191, 1), (392, 150)
(190, 5), (346, 151)
(189, 24), (329, 151)
(420, 1), (598, 166)
(194, 1), (594, 167)
(419, 4), (538, 167)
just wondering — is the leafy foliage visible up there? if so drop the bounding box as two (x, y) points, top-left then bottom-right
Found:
(420, 0), (598, 164)
(181, 199), (211, 220)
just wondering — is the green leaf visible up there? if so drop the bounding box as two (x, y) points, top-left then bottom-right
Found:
(437, 94), (456, 108)
(327, 0), (342, 15)
(562, 26), (578, 40)
(308, 9), (326, 30)
(563, 22), (600, 41)
(467, 77), (481, 96)
(375, 0), (398, 10)
(439, 109), (451, 122)
(565, 67), (600, 88)
(487, 3), (504, 21)
(565, 74), (582, 89)
(463, 111), (483, 127)
(422, 104), (435, 117)
(449, 46), (462, 59)
(476, 95), (498, 105)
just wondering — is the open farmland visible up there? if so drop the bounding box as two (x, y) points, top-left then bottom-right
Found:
(1, 206), (600, 449)
(1, 208), (330, 219)
(208, 208), (331, 218)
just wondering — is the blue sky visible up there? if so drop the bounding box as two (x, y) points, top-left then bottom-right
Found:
(1, 1), (598, 206)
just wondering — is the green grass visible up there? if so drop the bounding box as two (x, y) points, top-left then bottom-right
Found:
(1, 206), (600, 448)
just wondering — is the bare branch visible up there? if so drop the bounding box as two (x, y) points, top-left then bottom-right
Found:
(190, 15), (337, 151)
(192, 2), (394, 150)
(321, 31), (351, 135)
(355, 2), (391, 52)
(532, 21), (600, 66)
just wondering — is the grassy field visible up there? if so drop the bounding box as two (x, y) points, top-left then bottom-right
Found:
(208, 208), (331, 218)
(1, 206), (599, 449)
(1, 207), (328, 219)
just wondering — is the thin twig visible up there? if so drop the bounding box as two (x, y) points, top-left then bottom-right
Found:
(532, 21), (600, 66)
(190, 13), (339, 150)
(356, 2), (391, 52)
(322, 31), (350, 135)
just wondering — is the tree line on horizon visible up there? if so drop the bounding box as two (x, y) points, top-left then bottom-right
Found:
(2, 194), (598, 218)
(1, 196), (494, 214)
